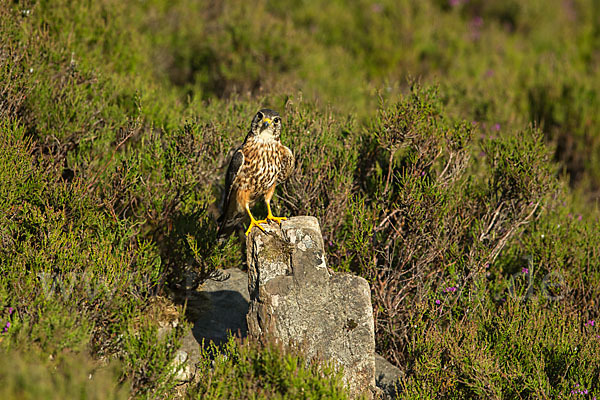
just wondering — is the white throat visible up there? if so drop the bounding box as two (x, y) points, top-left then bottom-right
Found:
(254, 130), (277, 144)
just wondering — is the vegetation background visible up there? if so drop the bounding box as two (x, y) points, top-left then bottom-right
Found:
(1, 0), (599, 398)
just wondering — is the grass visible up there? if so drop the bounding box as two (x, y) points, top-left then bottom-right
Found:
(1, 0), (599, 398)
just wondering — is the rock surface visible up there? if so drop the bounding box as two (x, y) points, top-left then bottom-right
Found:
(176, 267), (249, 383)
(375, 353), (403, 398)
(246, 216), (376, 397)
(177, 224), (399, 397)
(190, 267), (249, 345)
(170, 349), (193, 381)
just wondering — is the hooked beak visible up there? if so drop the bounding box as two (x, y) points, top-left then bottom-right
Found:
(261, 118), (272, 129)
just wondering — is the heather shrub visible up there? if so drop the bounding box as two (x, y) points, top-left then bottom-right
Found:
(0, 348), (128, 400)
(189, 337), (351, 399)
(306, 85), (555, 359)
(1, 0), (599, 398)
(0, 120), (182, 396)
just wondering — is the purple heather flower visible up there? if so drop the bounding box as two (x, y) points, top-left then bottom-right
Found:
(8, 307), (14, 315)
(494, 123), (501, 131)
(421, 171), (426, 176)
(435, 299), (441, 305)
(585, 320), (595, 327)
(570, 384), (592, 396)
(522, 267), (529, 274)
(448, 0), (460, 7)
(2, 322), (10, 333)
(578, 215), (583, 221)
(444, 286), (457, 293)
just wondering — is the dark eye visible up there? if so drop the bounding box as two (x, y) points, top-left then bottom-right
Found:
(273, 117), (281, 124)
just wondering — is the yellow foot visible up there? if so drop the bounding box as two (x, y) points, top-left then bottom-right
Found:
(245, 217), (266, 236)
(266, 214), (287, 224)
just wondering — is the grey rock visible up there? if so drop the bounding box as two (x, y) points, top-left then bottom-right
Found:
(246, 216), (376, 398)
(177, 267), (250, 384)
(170, 349), (192, 381)
(375, 353), (403, 398)
(191, 267), (249, 345)
(177, 262), (398, 397)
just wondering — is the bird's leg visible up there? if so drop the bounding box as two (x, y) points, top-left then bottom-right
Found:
(266, 200), (287, 224)
(245, 203), (266, 236)
(259, 185), (287, 225)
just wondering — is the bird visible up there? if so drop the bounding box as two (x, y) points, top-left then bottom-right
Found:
(217, 109), (295, 239)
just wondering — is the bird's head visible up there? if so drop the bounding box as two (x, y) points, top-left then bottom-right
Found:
(250, 109), (282, 141)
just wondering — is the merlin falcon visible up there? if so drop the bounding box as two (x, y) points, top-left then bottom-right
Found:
(217, 109), (294, 238)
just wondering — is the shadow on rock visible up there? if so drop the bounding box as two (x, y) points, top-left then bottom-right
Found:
(192, 290), (249, 345)
(186, 268), (250, 346)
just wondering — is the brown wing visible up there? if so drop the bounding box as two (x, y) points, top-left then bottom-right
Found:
(222, 147), (244, 211)
(217, 147), (245, 238)
(277, 144), (295, 183)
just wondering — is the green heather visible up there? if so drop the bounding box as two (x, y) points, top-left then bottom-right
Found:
(1, 0), (599, 398)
